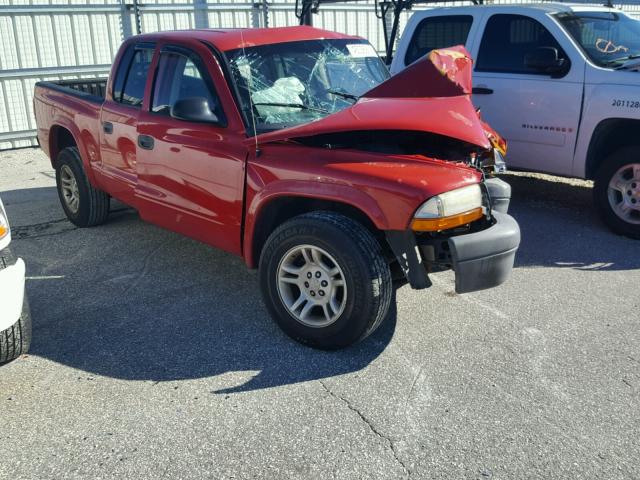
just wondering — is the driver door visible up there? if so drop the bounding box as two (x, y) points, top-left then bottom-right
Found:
(135, 44), (247, 255)
(471, 13), (584, 176)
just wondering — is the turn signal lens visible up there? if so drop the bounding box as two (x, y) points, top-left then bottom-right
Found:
(411, 207), (484, 232)
(0, 203), (9, 240)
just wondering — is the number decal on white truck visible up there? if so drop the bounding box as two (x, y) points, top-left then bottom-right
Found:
(612, 99), (640, 108)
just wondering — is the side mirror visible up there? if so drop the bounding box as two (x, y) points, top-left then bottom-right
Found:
(170, 97), (219, 123)
(524, 47), (567, 75)
(524, 47), (566, 75)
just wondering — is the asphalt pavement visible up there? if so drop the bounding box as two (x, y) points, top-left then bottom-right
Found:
(0, 148), (638, 479)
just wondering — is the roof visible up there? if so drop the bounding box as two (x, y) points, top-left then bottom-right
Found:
(419, 2), (618, 14)
(135, 26), (361, 52)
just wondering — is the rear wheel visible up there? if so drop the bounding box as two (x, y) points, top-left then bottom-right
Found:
(55, 146), (110, 227)
(259, 211), (393, 350)
(594, 147), (640, 239)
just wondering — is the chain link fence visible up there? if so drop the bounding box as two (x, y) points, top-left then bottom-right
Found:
(1, 0), (639, 149)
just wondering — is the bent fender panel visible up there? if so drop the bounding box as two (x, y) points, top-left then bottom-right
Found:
(243, 168), (389, 268)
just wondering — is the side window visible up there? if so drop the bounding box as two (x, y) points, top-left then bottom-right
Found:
(113, 45), (154, 106)
(405, 15), (474, 66)
(476, 14), (568, 74)
(151, 50), (224, 123)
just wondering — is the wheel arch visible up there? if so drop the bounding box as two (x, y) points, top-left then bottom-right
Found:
(48, 121), (99, 185)
(585, 118), (640, 180)
(49, 124), (78, 166)
(245, 194), (392, 269)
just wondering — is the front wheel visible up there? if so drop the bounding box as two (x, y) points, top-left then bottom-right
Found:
(593, 147), (640, 239)
(0, 293), (31, 365)
(259, 212), (393, 350)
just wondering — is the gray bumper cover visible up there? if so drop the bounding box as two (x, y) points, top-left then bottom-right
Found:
(448, 212), (520, 294)
(485, 177), (511, 214)
(385, 212), (520, 294)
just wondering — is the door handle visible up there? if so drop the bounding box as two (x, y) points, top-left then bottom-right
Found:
(102, 121), (113, 134)
(138, 134), (154, 150)
(472, 87), (494, 95)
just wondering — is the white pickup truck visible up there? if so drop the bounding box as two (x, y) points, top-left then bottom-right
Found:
(0, 197), (30, 365)
(391, 3), (640, 238)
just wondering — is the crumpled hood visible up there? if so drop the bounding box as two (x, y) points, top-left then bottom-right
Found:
(364, 45), (473, 98)
(253, 45), (491, 150)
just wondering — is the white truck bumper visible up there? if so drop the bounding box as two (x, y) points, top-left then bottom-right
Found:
(0, 257), (26, 332)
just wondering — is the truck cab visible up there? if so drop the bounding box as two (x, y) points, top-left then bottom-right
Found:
(392, 3), (640, 238)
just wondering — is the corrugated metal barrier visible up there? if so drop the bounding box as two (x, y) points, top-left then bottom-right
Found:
(1, 0), (639, 150)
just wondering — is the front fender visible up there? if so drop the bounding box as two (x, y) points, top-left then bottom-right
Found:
(242, 174), (389, 268)
(574, 80), (640, 178)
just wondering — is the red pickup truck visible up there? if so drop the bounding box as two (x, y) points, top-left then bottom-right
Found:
(34, 26), (520, 349)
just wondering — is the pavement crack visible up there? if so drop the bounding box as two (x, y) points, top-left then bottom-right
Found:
(319, 380), (410, 478)
(11, 218), (76, 239)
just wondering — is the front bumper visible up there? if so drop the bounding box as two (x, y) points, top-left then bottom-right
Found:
(386, 212), (520, 294)
(447, 212), (519, 293)
(0, 250), (26, 332)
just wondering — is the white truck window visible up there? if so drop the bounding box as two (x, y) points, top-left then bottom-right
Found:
(476, 14), (568, 75)
(404, 15), (473, 66)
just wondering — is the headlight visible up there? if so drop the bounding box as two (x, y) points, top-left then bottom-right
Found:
(411, 184), (484, 232)
(0, 199), (9, 241)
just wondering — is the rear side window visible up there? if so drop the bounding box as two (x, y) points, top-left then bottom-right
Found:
(476, 14), (568, 74)
(404, 15), (473, 66)
(151, 49), (225, 123)
(112, 45), (154, 106)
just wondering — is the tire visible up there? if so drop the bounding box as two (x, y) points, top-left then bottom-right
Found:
(0, 293), (31, 365)
(55, 146), (110, 227)
(259, 211), (393, 350)
(0, 249), (32, 365)
(593, 146), (640, 239)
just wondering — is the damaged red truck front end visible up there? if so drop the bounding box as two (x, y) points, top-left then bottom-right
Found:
(234, 39), (518, 294)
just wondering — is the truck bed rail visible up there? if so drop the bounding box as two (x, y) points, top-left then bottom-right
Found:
(35, 78), (107, 104)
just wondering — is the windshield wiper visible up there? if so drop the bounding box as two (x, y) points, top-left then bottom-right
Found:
(326, 89), (359, 102)
(615, 54), (640, 70)
(252, 102), (330, 114)
(603, 54), (640, 68)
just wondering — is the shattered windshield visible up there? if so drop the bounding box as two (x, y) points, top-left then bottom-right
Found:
(225, 39), (389, 134)
(555, 11), (640, 68)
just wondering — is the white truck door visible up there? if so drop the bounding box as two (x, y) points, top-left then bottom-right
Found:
(470, 13), (584, 176)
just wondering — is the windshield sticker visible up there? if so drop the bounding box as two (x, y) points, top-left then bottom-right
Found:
(595, 38), (629, 54)
(346, 43), (377, 58)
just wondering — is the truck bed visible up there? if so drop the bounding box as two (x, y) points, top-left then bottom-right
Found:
(33, 78), (108, 171)
(35, 78), (107, 103)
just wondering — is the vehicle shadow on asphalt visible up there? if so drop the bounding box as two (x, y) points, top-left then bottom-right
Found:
(6, 191), (397, 391)
(502, 173), (640, 271)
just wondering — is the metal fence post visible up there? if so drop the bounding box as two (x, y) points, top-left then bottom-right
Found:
(262, 0), (269, 28)
(132, 0), (142, 34)
(194, 0), (209, 29)
(251, 2), (267, 28)
(120, 0), (133, 38)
